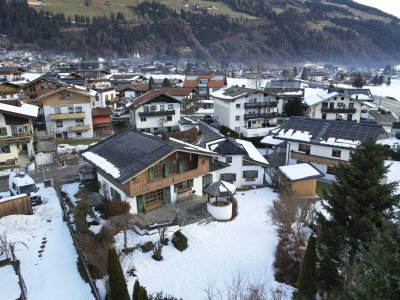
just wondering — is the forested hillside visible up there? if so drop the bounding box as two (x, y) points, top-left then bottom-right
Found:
(1, 0), (400, 63)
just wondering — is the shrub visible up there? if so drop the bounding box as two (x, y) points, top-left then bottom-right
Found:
(76, 256), (89, 283)
(152, 241), (163, 261)
(140, 241), (155, 253)
(96, 199), (131, 218)
(172, 230), (188, 252)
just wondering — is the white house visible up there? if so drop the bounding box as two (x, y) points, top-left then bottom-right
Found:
(272, 117), (382, 180)
(127, 90), (181, 133)
(211, 86), (278, 138)
(36, 87), (94, 139)
(205, 137), (269, 187)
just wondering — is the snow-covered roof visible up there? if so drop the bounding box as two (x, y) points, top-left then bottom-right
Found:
(9, 172), (35, 186)
(260, 135), (286, 146)
(304, 90), (339, 106)
(0, 102), (38, 118)
(82, 152), (121, 179)
(0, 193), (28, 204)
(235, 139), (269, 165)
(276, 128), (312, 142)
(279, 163), (324, 181)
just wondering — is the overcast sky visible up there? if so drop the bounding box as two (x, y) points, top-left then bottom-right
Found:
(353, 0), (400, 18)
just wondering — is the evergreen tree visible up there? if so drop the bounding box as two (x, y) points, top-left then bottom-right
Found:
(284, 98), (304, 116)
(148, 76), (155, 90)
(378, 74), (384, 85)
(107, 247), (130, 300)
(162, 78), (172, 87)
(296, 235), (317, 300)
(293, 67), (298, 77)
(317, 140), (400, 294)
(352, 73), (364, 88)
(340, 219), (400, 299)
(386, 76), (391, 86)
(301, 68), (309, 80)
(133, 278), (149, 300)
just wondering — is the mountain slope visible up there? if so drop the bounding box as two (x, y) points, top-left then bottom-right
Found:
(2, 0), (400, 63)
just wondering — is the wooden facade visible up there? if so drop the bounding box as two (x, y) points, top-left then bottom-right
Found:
(291, 151), (345, 166)
(127, 151), (210, 197)
(38, 89), (91, 105)
(291, 179), (317, 197)
(22, 77), (61, 101)
(0, 195), (32, 218)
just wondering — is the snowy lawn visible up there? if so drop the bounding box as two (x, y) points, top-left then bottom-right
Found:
(0, 264), (21, 300)
(0, 185), (94, 300)
(116, 187), (293, 299)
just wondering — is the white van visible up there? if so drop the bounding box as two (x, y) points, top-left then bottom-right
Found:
(9, 172), (42, 205)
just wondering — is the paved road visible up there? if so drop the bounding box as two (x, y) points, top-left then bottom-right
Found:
(374, 96), (400, 119)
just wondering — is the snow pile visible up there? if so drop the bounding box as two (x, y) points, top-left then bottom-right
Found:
(82, 151), (120, 178)
(61, 182), (81, 206)
(57, 143), (96, 154)
(0, 185), (94, 300)
(277, 129), (312, 142)
(0, 168), (17, 177)
(279, 163), (322, 181)
(320, 137), (360, 148)
(27, 162), (36, 172)
(115, 188), (292, 299)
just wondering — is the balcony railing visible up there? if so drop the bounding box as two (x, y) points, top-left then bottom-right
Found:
(244, 112), (277, 120)
(321, 107), (356, 114)
(139, 110), (175, 117)
(49, 112), (86, 120)
(0, 131), (32, 145)
(290, 151), (346, 166)
(244, 102), (277, 108)
(69, 125), (91, 132)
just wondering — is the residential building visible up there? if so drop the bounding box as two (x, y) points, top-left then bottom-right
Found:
(28, 62), (50, 73)
(264, 80), (305, 114)
(212, 86), (278, 138)
(308, 71), (328, 82)
(205, 137), (268, 187)
(81, 130), (221, 213)
(0, 67), (25, 82)
(273, 117), (382, 180)
(117, 84), (149, 99)
(127, 90), (181, 133)
(109, 74), (147, 86)
(36, 87), (94, 138)
(94, 86), (116, 108)
(75, 69), (109, 85)
(21, 75), (62, 101)
(304, 89), (365, 122)
(0, 82), (22, 100)
(183, 74), (227, 98)
(0, 101), (38, 165)
(92, 107), (112, 137)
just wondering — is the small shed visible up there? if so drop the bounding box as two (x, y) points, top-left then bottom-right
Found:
(278, 163), (324, 197)
(0, 194), (32, 218)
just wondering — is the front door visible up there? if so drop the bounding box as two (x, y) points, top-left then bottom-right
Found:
(164, 186), (171, 203)
(62, 131), (68, 139)
(136, 195), (144, 213)
(247, 121), (251, 128)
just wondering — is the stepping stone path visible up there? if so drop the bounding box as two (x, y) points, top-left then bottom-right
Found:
(38, 237), (47, 258)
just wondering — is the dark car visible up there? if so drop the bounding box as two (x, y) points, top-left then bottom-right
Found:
(203, 115), (214, 123)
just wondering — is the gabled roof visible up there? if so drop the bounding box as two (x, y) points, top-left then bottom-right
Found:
(116, 83), (149, 93)
(35, 86), (92, 103)
(211, 86), (263, 101)
(159, 87), (196, 97)
(330, 88), (374, 101)
(127, 90), (181, 110)
(183, 74), (227, 88)
(205, 137), (269, 166)
(279, 163), (324, 182)
(273, 117), (382, 149)
(81, 130), (217, 184)
(203, 180), (236, 197)
(0, 102), (38, 118)
(304, 90), (339, 106)
(21, 75), (62, 88)
(0, 67), (25, 74)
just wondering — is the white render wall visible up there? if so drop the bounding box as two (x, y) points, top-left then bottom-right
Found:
(309, 96), (362, 122)
(131, 102), (180, 131)
(43, 103), (94, 138)
(94, 89), (116, 108)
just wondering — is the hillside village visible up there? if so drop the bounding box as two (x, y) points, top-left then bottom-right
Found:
(0, 56), (399, 299)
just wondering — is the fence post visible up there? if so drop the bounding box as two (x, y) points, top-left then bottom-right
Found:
(9, 244), (27, 300)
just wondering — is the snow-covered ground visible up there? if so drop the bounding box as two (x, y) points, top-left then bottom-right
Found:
(61, 182), (81, 206)
(0, 264), (21, 300)
(115, 188), (293, 299)
(57, 143), (95, 154)
(0, 185), (94, 300)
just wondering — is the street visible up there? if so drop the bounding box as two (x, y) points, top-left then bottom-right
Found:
(374, 96), (400, 119)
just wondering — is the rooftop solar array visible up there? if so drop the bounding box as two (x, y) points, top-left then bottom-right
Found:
(266, 80), (301, 89)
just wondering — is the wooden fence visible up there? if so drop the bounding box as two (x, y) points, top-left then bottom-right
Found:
(0, 195), (32, 218)
(9, 244), (27, 300)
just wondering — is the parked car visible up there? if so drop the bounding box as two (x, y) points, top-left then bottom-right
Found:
(9, 172), (42, 205)
(203, 115), (214, 123)
(113, 107), (126, 117)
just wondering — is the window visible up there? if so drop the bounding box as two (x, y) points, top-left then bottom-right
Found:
(298, 143), (311, 154)
(202, 174), (213, 187)
(143, 189), (163, 205)
(0, 144), (10, 153)
(333, 97), (337, 100)
(54, 107), (61, 114)
(76, 119), (84, 126)
(327, 165), (335, 175)
(220, 173), (236, 182)
(225, 156), (232, 163)
(76, 132), (82, 137)
(168, 104), (173, 110)
(110, 187), (121, 201)
(341, 97), (345, 100)
(148, 164), (163, 181)
(160, 105), (165, 111)
(39, 80), (45, 89)
(150, 105), (157, 111)
(349, 103), (354, 109)
(0, 127), (7, 136)
(75, 106), (82, 113)
(322, 113), (327, 120)
(68, 106), (74, 114)
(243, 170), (258, 179)
(140, 117), (146, 122)
(48, 82), (52, 89)
(235, 116), (240, 121)
(144, 106), (149, 112)
(236, 104), (240, 108)
(167, 116), (172, 121)
(347, 114), (353, 121)
(332, 148), (341, 158)
(329, 102), (334, 109)
(56, 120), (63, 127)
(322, 102), (328, 108)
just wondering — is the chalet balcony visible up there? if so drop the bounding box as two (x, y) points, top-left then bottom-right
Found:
(0, 130), (32, 145)
(291, 151), (346, 166)
(139, 110), (175, 117)
(244, 102), (277, 108)
(49, 112), (86, 120)
(244, 112), (277, 120)
(68, 125), (91, 132)
(321, 107), (356, 114)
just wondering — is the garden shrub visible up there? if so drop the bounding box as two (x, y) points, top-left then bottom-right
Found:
(140, 241), (155, 253)
(172, 230), (188, 252)
(76, 256), (89, 283)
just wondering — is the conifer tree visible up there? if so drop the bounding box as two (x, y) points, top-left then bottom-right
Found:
(352, 73), (364, 88)
(162, 78), (172, 87)
(107, 247), (130, 300)
(133, 278), (149, 300)
(317, 140), (400, 294)
(296, 235), (317, 300)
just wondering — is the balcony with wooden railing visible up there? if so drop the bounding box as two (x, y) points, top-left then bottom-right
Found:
(291, 151), (345, 166)
(244, 112), (277, 120)
(0, 127), (33, 145)
(244, 101), (277, 109)
(321, 107), (356, 114)
(138, 110), (175, 117)
(49, 112), (86, 120)
(69, 125), (91, 132)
